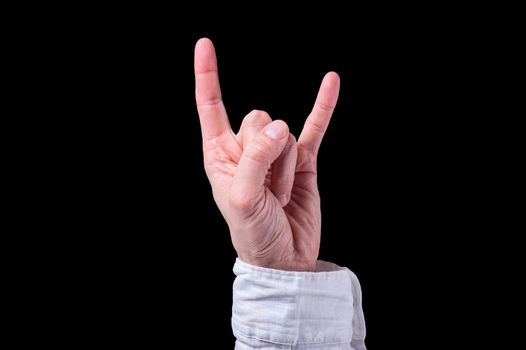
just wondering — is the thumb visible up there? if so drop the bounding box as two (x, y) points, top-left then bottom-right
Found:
(230, 120), (289, 213)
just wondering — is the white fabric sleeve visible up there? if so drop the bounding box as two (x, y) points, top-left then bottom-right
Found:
(232, 259), (366, 350)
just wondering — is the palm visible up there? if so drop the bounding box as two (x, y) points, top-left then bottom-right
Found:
(195, 38), (339, 271)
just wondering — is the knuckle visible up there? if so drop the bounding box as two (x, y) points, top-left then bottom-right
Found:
(274, 173), (294, 184)
(307, 120), (326, 134)
(316, 101), (334, 112)
(284, 136), (297, 152)
(247, 110), (272, 124)
(229, 189), (255, 212)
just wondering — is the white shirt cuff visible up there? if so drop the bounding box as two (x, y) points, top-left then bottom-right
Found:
(232, 258), (366, 349)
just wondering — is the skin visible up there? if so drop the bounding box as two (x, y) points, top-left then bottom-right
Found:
(195, 38), (340, 272)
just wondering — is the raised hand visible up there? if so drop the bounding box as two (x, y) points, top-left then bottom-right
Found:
(195, 38), (340, 271)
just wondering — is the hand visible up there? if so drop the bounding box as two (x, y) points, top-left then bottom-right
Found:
(194, 38), (340, 271)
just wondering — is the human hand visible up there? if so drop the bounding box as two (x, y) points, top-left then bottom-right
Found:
(195, 38), (340, 271)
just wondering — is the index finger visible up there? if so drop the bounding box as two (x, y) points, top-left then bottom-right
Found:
(194, 38), (231, 140)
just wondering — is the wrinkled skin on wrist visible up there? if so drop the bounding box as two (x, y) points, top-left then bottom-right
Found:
(195, 38), (340, 272)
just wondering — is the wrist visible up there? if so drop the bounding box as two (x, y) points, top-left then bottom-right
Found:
(237, 255), (317, 272)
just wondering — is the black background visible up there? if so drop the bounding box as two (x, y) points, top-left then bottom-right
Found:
(44, 7), (487, 348)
